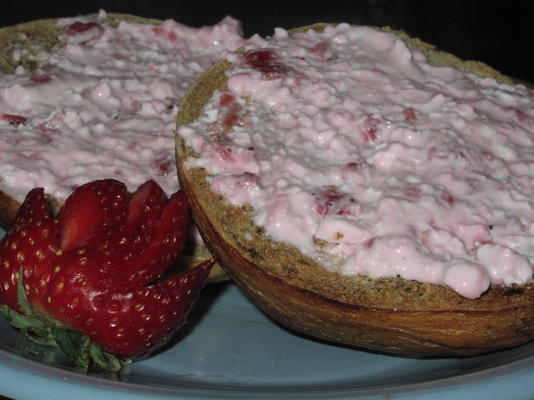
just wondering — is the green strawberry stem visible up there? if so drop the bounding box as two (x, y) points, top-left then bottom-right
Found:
(0, 270), (130, 372)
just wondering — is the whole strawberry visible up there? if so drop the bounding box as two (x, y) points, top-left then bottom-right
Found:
(0, 179), (213, 371)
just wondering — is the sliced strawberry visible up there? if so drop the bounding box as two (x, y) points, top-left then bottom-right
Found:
(0, 189), (59, 313)
(0, 179), (209, 371)
(42, 247), (112, 327)
(57, 179), (128, 252)
(121, 190), (190, 285)
(126, 180), (167, 243)
(11, 187), (51, 226)
(45, 257), (214, 357)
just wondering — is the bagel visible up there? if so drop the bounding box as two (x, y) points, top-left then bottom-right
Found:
(176, 23), (534, 356)
(0, 11), (242, 282)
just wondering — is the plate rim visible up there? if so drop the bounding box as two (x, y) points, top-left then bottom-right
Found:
(1, 312), (533, 400)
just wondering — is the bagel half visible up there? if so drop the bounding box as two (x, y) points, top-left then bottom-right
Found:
(0, 13), (230, 282)
(176, 23), (534, 356)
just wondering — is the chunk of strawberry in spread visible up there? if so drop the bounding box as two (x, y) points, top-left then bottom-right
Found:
(151, 26), (164, 36)
(64, 21), (101, 35)
(440, 191), (455, 207)
(242, 49), (291, 80)
(63, 21), (104, 44)
(344, 162), (359, 171)
(313, 187), (359, 217)
(152, 153), (174, 176)
(223, 109), (241, 131)
(244, 49), (277, 64)
(1, 114), (27, 126)
(513, 108), (532, 127)
(308, 41), (329, 57)
(403, 108), (417, 121)
(403, 186), (421, 199)
(219, 92), (236, 107)
(216, 92), (245, 132)
(361, 117), (381, 143)
(30, 71), (52, 83)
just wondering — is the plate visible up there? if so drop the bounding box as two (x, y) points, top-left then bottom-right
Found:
(0, 226), (533, 400)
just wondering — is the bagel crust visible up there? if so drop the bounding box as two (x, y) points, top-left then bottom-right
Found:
(176, 23), (534, 356)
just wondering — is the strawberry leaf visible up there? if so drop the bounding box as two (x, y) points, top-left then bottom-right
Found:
(0, 304), (46, 332)
(51, 326), (91, 369)
(16, 269), (36, 317)
(51, 326), (128, 372)
(88, 343), (128, 372)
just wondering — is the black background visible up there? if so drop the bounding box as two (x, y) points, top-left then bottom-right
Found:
(0, 0), (533, 83)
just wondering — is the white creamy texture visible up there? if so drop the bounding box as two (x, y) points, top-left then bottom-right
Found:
(0, 10), (245, 202)
(179, 24), (534, 298)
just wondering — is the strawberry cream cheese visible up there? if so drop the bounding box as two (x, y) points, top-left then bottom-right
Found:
(179, 24), (534, 298)
(0, 10), (245, 202)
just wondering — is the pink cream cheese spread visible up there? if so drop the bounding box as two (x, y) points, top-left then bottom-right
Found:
(178, 24), (534, 298)
(0, 10), (245, 202)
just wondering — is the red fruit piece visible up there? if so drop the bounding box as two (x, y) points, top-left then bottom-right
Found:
(343, 162), (360, 172)
(121, 190), (190, 285)
(30, 71), (52, 84)
(126, 180), (167, 243)
(63, 21), (104, 45)
(308, 41), (329, 55)
(1, 114), (27, 126)
(403, 108), (417, 121)
(440, 191), (455, 207)
(64, 21), (100, 36)
(313, 186), (357, 217)
(403, 186), (421, 199)
(57, 180), (128, 252)
(218, 92), (235, 107)
(244, 49), (276, 64)
(222, 106), (242, 131)
(152, 153), (174, 176)
(0, 179), (210, 371)
(242, 49), (291, 80)
(151, 26), (164, 36)
(361, 117), (381, 143)
(45, 256), (213, 357)
(214, 91), (246, 133)
(0, 189), (59, 313)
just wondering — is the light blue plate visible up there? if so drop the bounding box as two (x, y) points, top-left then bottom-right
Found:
(0, 227), (533, 400)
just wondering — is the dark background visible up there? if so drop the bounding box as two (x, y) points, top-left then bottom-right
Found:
(0, 0), (533, 83)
